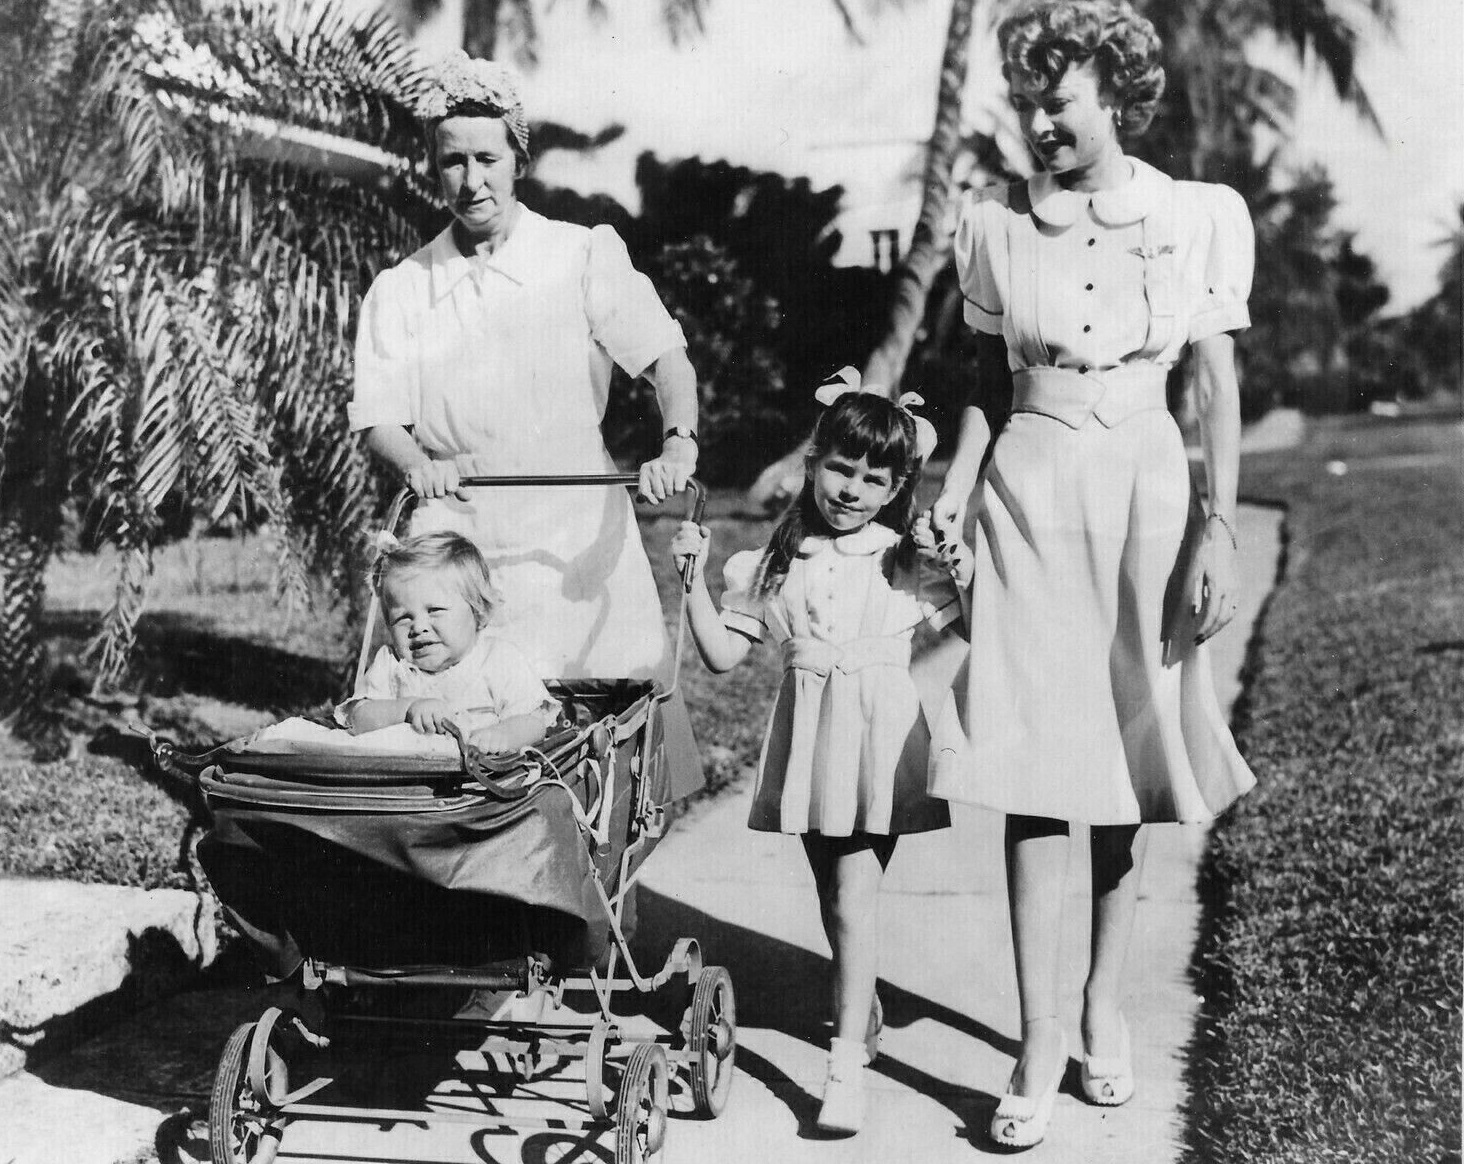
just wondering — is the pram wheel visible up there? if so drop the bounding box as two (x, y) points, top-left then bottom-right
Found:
(684, 965), (736, 1118)
(209, 1022), (283, 1164)
(616, 1042), (669, 1164)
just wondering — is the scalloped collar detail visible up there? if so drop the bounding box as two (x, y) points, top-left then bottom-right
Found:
(797, 522), (902, 559)
(1028, 157), (1170, 228)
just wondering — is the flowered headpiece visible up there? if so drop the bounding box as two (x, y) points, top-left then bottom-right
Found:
(417, 52), (530, 156)
(814, 366), (938, 462)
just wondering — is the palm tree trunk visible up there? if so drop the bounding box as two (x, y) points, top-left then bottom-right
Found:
(860, 0), (976, 393)
(0, 518), (51, 723)
(748, 0), (977, 507)
(463, 0), (500, 58)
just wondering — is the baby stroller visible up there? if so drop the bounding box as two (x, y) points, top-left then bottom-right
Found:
(155, 475), (735, 1164)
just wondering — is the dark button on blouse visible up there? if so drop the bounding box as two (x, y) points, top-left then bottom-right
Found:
(1082, 324), (1092, 333)
(1085, 283), (1094, 290)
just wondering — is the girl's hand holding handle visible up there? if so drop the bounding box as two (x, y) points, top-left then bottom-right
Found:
(1188, 519), (1240, 645)
(671, 520), (711, 583)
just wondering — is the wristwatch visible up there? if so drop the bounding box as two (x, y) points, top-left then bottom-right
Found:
(663, 426), (699, 444)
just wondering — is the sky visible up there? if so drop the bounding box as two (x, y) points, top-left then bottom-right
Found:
(412, 0), (1464, 313)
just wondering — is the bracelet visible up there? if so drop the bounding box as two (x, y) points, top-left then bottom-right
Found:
(1206, 511), (1238, 550)
(663, 426), (698, 445)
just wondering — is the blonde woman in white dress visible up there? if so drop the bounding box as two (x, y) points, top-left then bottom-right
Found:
(350, 55), (701, 791)
(928, 0), (1257, 1147)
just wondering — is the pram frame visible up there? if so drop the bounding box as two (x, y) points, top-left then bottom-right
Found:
(193, 475), (735, 1164)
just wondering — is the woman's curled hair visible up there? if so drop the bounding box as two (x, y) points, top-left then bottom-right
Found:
(998, 0), (1165, 137)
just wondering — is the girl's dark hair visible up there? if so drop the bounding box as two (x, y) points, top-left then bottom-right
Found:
(757, 393), (923, 596)
(998, 0), (1165, 138)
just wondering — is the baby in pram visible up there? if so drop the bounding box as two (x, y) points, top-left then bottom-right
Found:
(337, 530), (561, 751)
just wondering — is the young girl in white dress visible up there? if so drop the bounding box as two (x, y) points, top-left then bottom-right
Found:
(672, 380), (972, 1135)
(337, 531), (559, 752)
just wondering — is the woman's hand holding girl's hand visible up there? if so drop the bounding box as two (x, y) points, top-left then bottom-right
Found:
(406, 698), (453, 734)
(928, 491), (967, 547)
(1188, 525), (1240, 644)
(913, 516), (975, 587)
(670, 520), (710, 583)
(406, 460), (468, 501)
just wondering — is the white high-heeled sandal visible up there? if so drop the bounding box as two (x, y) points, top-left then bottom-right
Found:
(1081, 1014), (1134, 1106)
(990, 1029), (1068, 1149)
(816, 1037), (869, 1136)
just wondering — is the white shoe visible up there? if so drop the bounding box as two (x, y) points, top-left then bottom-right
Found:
(1081, 1015), (1134, 1106)
(990, 1033), (1068, 1149)
(816, 1037), (868, 1136)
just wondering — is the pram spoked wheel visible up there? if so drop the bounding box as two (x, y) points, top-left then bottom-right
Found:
(684, 965), (736, 1117)
(209, 1021), (284, 1164)
(616, 1042), (670, 1164)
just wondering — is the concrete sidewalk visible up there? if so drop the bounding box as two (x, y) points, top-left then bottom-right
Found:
(0, 505), (1282, 1164)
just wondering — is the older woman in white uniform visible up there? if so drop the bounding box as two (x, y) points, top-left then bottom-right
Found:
(350, 57), (701, 790)
(929, 0), (1256, 1148)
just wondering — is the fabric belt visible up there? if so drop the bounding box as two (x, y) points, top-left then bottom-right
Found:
(1011, 364), (1170, 430)
(782, 636), (910, 677)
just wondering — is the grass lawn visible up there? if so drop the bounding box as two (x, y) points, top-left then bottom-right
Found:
(1, 489), (785, 889)
(1186, 412), (1463, 1163)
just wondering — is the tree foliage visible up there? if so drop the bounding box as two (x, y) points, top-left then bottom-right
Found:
(1, 0), (435, 713)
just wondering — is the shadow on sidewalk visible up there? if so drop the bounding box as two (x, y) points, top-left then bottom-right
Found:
(632, 886), (1020, 1145)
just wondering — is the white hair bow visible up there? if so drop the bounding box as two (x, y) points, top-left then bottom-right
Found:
(814, 366), (939, 462)
(371, 529), (402, 557)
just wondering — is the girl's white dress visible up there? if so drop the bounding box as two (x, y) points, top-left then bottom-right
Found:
(336, 632), (560, 730)
(931, 157), (1257, 824)
(722, 524), (960, 836)
(349, 207), (684, 683)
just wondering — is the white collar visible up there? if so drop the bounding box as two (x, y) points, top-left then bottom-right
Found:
(426, 204), (542, 302)
(1027, 156), (1170, 228)
(797, 523), (902, 559)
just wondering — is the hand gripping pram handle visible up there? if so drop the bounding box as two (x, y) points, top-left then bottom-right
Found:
(363, 472), (707, 707)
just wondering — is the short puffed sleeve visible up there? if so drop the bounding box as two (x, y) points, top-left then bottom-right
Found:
(583, 225), (686, 378)
(954, 189), (1005, 335)
(333, 645), (400, 725)
(348, 267), (419, 432)
(1188, 184), (1255, 343)
(479, 639), (562, 727)
(719, 548), (767, 641)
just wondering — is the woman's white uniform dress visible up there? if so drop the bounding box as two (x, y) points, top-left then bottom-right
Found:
(931, 158), (1257, 824)
(350, 207), (701, 793)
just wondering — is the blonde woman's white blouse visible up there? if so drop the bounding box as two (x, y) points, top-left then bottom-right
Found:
(955, 157), (1255, 373)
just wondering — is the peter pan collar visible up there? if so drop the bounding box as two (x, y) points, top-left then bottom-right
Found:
(426, 205), (544, 302)
(1027, 156), (1170, 228)
(797, 522), (902, 559)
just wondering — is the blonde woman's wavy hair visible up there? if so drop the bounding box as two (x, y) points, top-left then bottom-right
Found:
(998, 0), (1165, 138)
